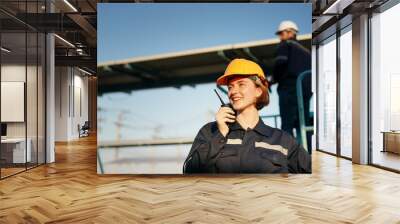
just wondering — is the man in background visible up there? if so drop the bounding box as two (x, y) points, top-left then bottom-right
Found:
(271, 20), (312, 152)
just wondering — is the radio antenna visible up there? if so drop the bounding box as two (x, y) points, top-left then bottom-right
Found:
(214, 89), (225, 105)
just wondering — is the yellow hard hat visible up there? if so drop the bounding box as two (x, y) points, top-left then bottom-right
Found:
(216, 58), (266, 85)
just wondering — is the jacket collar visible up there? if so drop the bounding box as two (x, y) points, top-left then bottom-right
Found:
(229, 117), (273, 137)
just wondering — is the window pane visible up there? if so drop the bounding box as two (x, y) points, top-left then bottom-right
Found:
(371, 3), (400, 171)
(317, 35), (337, 154)
(339, 27), (352, 158)
(1, 30), (27, 177)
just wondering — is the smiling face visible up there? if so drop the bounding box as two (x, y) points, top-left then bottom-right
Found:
(227, 76), (262, 112)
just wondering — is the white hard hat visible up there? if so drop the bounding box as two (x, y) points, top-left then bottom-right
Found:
(276, 20), (299, 35)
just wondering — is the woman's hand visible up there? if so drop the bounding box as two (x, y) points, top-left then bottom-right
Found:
(215, 106), (236, 137)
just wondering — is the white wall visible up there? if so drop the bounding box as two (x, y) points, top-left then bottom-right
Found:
(1, 64), (26, 81)
(72, 73), (89, 138)
(55, 67), (89, 141)
(55, 67), (69, 141)
(1, 65), (26, 126)
(1, 63), (46, 164)
(1, 65), (26, 140)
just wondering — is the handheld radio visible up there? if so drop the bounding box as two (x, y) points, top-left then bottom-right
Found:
(214, 89), (237, 116)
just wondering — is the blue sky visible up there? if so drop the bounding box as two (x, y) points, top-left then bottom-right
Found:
(98, 3), (311, 63)
(97, 3), (311, 141)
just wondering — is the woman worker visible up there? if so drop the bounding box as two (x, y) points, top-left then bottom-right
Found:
(183, 58), (311, 174)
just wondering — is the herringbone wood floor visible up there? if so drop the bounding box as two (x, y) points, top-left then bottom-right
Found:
(1, 134), (400, 223)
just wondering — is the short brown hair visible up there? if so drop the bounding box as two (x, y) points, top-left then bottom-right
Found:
(248, 76), (269, 110)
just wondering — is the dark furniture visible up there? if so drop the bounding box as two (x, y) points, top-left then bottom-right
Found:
(78, 121), (90, 138)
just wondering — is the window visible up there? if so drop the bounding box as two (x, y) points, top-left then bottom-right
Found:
(370, 3), (400, 171)
(339, 26), (352, 158)
(317, 35), (337, 154)
(0, 1), (47, 179)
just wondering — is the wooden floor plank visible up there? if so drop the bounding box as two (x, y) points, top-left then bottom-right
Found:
(0, 134), (400, 223)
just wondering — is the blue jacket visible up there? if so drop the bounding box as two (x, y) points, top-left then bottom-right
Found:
(183, 118), (311, 173)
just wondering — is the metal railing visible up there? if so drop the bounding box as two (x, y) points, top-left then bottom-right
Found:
(296, 70), (314, 153)
(260, 114), (280, 128)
